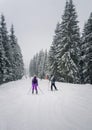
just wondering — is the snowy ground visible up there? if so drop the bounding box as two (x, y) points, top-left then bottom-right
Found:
(0, 77), (92, 130)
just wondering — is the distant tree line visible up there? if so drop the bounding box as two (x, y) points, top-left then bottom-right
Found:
(29, 49), (49, 79)
(0, 14), (24, 84)
(29, 0), (92, 84)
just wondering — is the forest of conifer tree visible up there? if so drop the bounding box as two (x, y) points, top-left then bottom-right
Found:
(0, 14), (24, 84)
(29, 0), (92, 84)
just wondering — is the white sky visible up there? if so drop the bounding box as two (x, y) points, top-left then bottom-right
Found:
(0, 0), (92, 68)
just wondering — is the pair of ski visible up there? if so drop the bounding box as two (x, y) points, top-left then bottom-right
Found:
(27, 86), (62, 95)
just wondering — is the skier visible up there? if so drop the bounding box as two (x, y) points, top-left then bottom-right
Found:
(50, 75), (58, 91)
(32, 75), (38, 94)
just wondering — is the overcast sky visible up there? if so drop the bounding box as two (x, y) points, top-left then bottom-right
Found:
(0, 0), (92, 68)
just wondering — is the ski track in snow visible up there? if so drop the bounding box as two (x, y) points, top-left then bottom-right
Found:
(0, 77), (92, 130)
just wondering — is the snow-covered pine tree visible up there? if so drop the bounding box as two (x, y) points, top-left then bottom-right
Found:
(81, 12), (92, 84)
(35, 53), (39, 76)
(29, 54), (38, 77)
(29, 59), (34, 77)
(48, 22), (61, 80)
(37, 50), (45, 79)
(57, 0), (81, 83)
(0, 14), (13, 82)
(44, 49), (49, 77)
(0, 29), (6, 84)
(29, 50), (49, 79)
(9, 24), (24, 80)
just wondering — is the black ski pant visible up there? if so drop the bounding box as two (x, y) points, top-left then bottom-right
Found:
(51, 83), (57, 90)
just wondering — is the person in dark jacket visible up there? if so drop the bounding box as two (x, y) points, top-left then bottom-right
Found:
(50, 75), (58, 91)
(32, 75), (38, 94)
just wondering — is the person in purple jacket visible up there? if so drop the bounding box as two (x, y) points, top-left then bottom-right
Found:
(32, 75), (38, 94)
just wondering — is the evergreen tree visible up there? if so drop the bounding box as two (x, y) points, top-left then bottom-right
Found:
(81, 12), (92, 84)
(0, 14), (13, 82)
(57, 0), (80, 83)
(44, 49), (49, 77)
(29, 59), (35, 77)
(29, 54), (39, 77)
(29, 50), (49, 79)
(48, 22), (61, 80)
(37, 50), (45, 78)
(0, 14), (24, 84)
(0, 29), (6, 84)
(10, 24), (24, 80)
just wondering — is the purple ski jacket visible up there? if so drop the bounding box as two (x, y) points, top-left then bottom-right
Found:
(32, 77), (38, 87)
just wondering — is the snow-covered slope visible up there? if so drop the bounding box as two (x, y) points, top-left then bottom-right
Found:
(0, 77), (92, 130)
